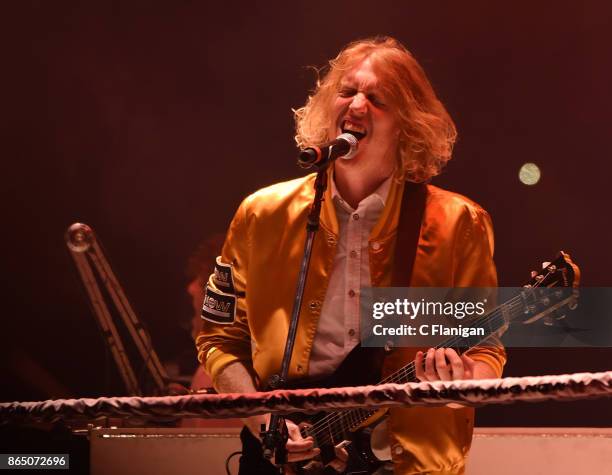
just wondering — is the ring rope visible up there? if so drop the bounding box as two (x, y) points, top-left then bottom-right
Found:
(1, 371), (610, 425)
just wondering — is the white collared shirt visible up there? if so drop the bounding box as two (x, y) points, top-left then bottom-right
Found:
(308, 174), (392, 377)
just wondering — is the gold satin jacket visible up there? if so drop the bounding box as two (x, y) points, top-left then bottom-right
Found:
(196, 169), (506, 475)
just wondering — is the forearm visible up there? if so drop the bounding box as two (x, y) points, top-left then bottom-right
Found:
(214, 361), (266, 435)
(213, 360), (258, 393)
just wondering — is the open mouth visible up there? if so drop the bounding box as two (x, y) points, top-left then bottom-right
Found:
(341, 120), (367, 140)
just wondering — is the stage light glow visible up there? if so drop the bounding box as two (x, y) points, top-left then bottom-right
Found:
(519, 162), (541, 185)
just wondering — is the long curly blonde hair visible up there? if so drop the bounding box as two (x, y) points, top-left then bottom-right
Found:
(294, 36), (457, 182)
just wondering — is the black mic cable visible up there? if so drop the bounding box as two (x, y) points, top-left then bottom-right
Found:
(297, 133), (359, 169)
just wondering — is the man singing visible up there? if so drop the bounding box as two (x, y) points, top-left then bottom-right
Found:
(197, 36), (506, 474)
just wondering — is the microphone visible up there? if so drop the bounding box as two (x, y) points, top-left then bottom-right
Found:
(297, 133), (359, 169)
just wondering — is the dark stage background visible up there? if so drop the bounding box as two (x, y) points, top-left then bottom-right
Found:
(2, 1), (611, 428)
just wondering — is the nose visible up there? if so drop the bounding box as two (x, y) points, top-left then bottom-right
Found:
(348, 92), (367, 114)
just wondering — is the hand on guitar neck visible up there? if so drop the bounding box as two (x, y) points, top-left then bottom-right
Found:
(415, 347), (498, 381)
(415, 347), (499, 409)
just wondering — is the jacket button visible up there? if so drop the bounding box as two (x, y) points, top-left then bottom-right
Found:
(309, 300), (321, 312)
(371, 241), (381, 251)
(348, 289), (356, 298)
(296, 365), (303, 373)
(327, 234), (337, 246)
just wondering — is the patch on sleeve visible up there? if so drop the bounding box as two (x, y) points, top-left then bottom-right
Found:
(201, 284), (236, 325)
(213, 256), (236, 294)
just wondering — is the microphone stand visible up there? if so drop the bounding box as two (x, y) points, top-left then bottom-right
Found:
(261, 168), (329, 467)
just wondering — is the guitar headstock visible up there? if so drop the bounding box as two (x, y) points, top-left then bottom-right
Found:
(524, 251), (580, 289)
(520, 251), (581, 324)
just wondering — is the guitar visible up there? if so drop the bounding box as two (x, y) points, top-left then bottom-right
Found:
(243, 252), (580, 474)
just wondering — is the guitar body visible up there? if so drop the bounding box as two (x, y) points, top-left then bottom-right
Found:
(289, 346), (389, 474)
(239, 345), (391, 474)
(343, 418), (393, 474)
(239, 417), (390, 475)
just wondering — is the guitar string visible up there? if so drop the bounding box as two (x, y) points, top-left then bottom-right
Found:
(301, 302), (516, 444)
(307, 285), (571, 446)
(302, 300), (522, 443)
(301, 297), (521, 443)
(303, 301), (531, 445)
(303, 267), (569, 442)
(302, 275), (565, 443)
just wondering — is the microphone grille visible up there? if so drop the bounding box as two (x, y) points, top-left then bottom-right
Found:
(337, 133), (359, 160)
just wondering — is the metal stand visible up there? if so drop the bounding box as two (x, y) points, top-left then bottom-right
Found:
(65, 223), (169, 396)
(260, 169), (329, 465)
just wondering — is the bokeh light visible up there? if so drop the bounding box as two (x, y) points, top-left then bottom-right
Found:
(519, 162), (541, 186)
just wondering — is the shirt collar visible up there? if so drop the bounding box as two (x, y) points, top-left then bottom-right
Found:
(331, 171), (393, 212)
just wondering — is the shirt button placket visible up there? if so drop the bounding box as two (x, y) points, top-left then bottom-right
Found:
(308, 300), (321, 313)
(347, 210), (361, 346)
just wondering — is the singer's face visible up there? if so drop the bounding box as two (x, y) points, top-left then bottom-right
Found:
(329, 57), (399, 167)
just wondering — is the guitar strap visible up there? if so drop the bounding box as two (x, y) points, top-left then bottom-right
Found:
(391, 181), (428, 286)
(365, 181), (427, 375)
